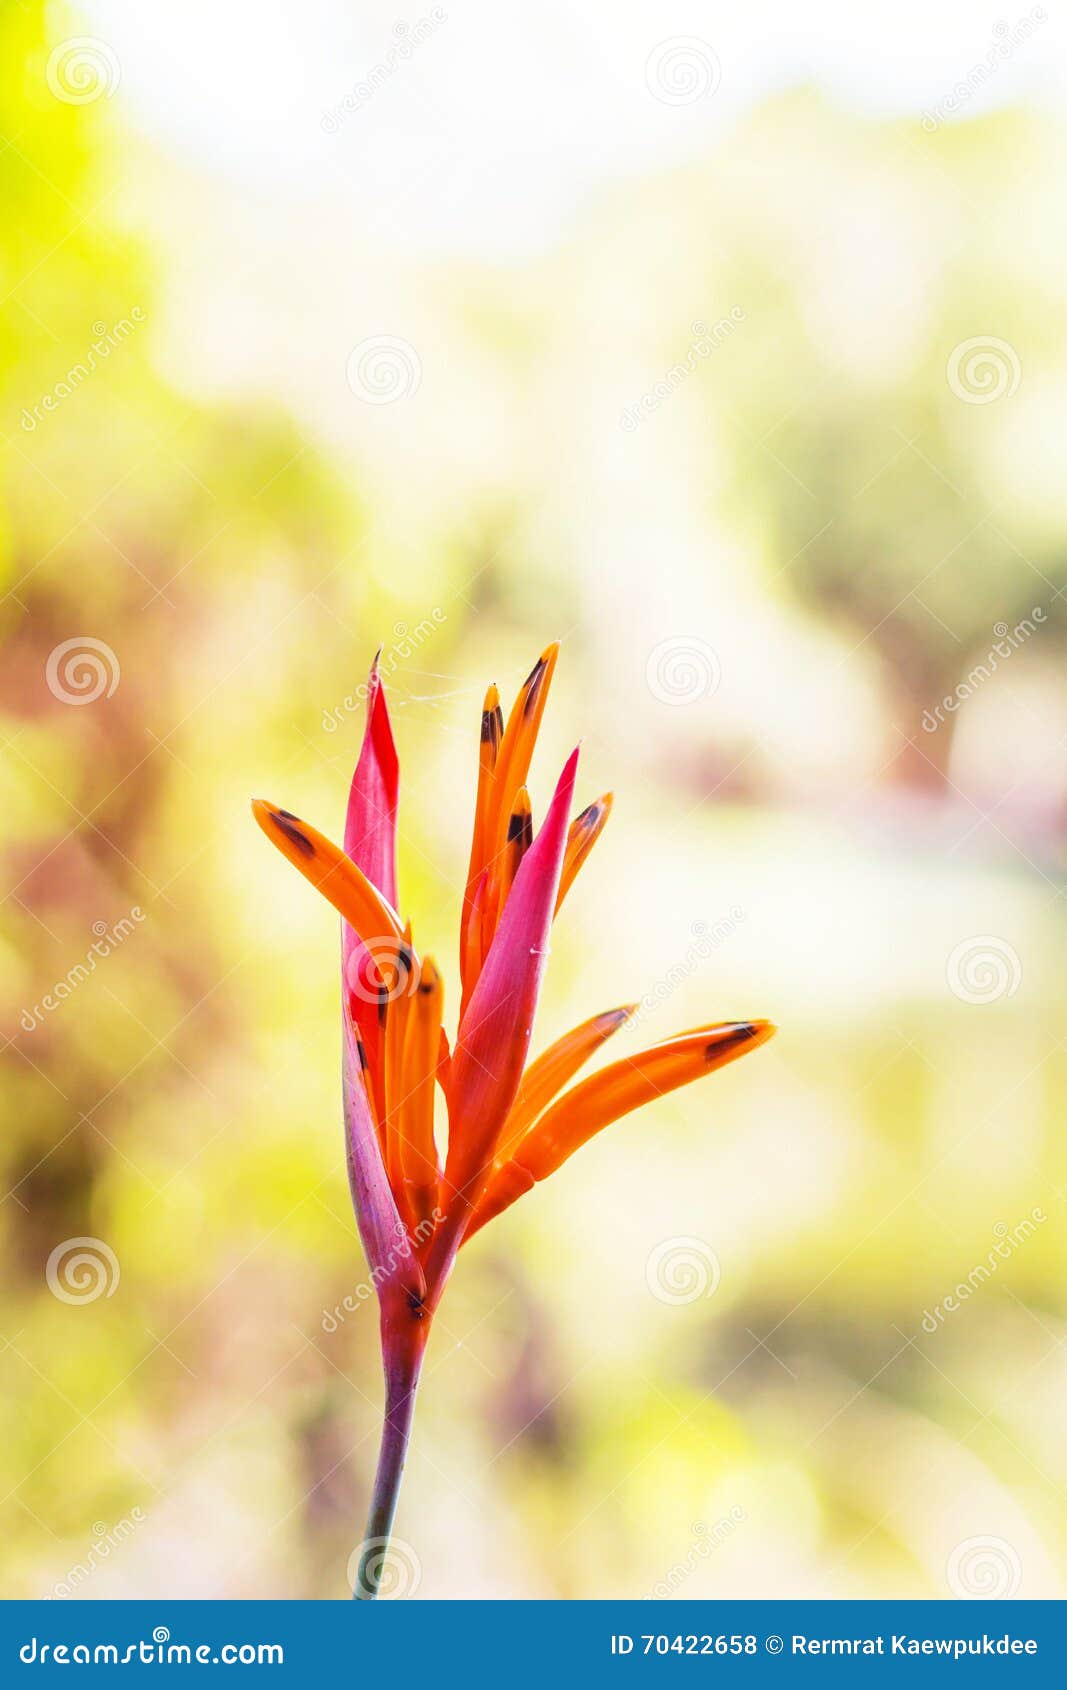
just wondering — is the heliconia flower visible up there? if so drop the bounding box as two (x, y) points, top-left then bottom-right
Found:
(252, 645), (775, 1598)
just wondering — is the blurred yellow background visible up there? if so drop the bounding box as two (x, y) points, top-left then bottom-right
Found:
(2, 0), (1065, 1600)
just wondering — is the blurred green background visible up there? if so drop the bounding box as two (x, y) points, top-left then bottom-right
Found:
(2, 0), (1066, 1600)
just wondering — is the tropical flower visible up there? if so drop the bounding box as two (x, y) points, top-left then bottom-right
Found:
(252, 644), (774, 1597)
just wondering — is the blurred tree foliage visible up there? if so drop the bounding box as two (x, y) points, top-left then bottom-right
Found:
(701, 94), (1067, 785)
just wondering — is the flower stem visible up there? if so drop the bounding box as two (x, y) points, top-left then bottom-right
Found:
(352, 1330), (426, 1599)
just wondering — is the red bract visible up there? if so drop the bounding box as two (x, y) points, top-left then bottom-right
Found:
(252, 646), (775, 1596)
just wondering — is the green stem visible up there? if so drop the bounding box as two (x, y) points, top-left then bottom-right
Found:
(352, 1332), (426, 1599)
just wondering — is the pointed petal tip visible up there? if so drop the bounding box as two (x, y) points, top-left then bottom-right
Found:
(600, 1003), (638, 1027)
(716, 1019), (776, 1052)
(252, 799), (316, 859)
(251, 796), (284, 828)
